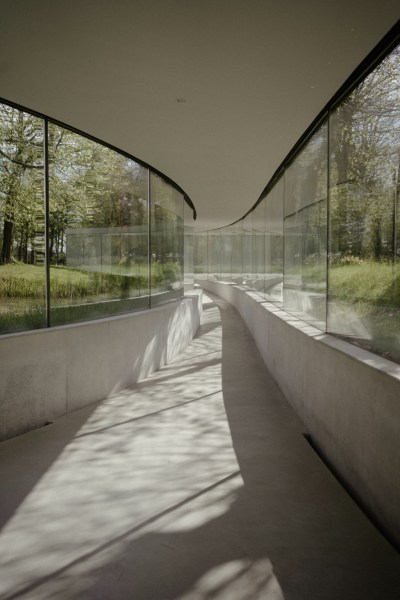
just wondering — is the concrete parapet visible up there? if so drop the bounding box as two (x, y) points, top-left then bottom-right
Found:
(0, 291), (202, 441)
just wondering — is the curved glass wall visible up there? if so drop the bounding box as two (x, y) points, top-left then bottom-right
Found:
(0, 106), (46, 332)
(242, 212), (253, 286)
(252, 198), (266, 295)
(150, 172), (184, 307)
(265, 176), (284, 303)
(48, 124), (151, 325)
(193, 232), (208, 280)
(208, 230), (221, 281)
(220, 227), (232, 283)
(283, 122), (328, 329)
(0, 102), (191, 334)
(195, 41), (400, 364)
(327, 45), (400, 360)
(184, 200), (194, 289)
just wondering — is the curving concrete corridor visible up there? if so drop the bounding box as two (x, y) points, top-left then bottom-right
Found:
(0, 292), (399, 600)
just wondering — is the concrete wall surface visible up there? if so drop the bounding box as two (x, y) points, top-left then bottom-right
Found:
(199, 280), (400, 547)
(0, 291), (202, 441)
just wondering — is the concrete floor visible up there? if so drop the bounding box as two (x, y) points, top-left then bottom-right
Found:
(0, 292), (399, 600)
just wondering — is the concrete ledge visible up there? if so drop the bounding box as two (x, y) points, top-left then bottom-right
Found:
(0, 291), (202, 441)
(198, 279), (400, 547)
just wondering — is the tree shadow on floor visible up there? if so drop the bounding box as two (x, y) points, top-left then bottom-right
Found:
(2, 293), (400, 600)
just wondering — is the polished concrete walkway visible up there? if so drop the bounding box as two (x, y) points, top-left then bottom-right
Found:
(0, 292), (400, 600)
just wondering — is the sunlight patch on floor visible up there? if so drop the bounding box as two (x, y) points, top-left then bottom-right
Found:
(177, 558), (284, 600)
(0, 295), (243, 599)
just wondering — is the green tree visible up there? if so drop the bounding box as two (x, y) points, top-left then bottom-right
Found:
(330, 45), (400, 261)
(0, 105), (43, 264)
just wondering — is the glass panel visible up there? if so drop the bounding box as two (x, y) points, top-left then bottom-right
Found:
(48, 124), (149, 325)
(184, 202), (194, 288)
(328, 44), (400, 362)
(242, 213), (253, 286)
(150, 172), (183, 307)
(283, 123), (328, 328)
(194, 233), (208, 279)
(184, 226), (194, 288)
(0, 104), (46, 333)
(208, 230), (221, 280)
(220, 227), (233, 282)
(231, 222), (243, 284)
(265, 178), (284, 303)
(252, 199), (266, 296)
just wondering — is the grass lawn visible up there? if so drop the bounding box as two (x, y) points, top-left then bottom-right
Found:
(328, 260), (400, 363)
(329, 260), (400, 307)
(0, 262), (150, 301)
(0, 260), (182, 333)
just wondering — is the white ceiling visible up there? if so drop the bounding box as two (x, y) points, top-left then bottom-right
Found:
(0, 1), (399, 229)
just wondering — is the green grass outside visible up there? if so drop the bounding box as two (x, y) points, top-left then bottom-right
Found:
(329, 260), (400, 307)
(328, 260), (400, 363)
(284, 259), (400, 306)
(2, 259), (398, 345)
(283, 259), (400, 362)
(0, 260), (183, 333)
(2, 259), (396, 305)
(0, 263), (149, 300)
(0, 261), (181, 301)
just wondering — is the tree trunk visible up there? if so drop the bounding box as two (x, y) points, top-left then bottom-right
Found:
(1, 218), (14, 264)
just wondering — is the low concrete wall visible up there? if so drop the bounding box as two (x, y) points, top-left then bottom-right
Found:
(0, 292), (202, 441)
(199, 280), (400, 546)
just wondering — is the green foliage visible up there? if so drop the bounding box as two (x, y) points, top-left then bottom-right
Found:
(329, 45), (400, 263)
(0, 105), (184, 336)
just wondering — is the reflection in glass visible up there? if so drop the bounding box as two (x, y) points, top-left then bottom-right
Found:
(208, 230), (221, 280)
(242, 214), (253, 285)
(0, 104), (46, 333)
(1, 41), (398, 368)
(194, 233), (208, 280)
(328, 45), (400, 361)
(231, 223), (243, 284)
(150, 172), (183, 307)
(184, 201), (194, 288)
(184, 225), (194, 288)
(48, 124), (149, 324)
(252, 199), (265, 296)
(283, 123), (328, 328)
(265, 178), (284, 303)
(220, 227), (233, 282)
(192, 43), (400, 364)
